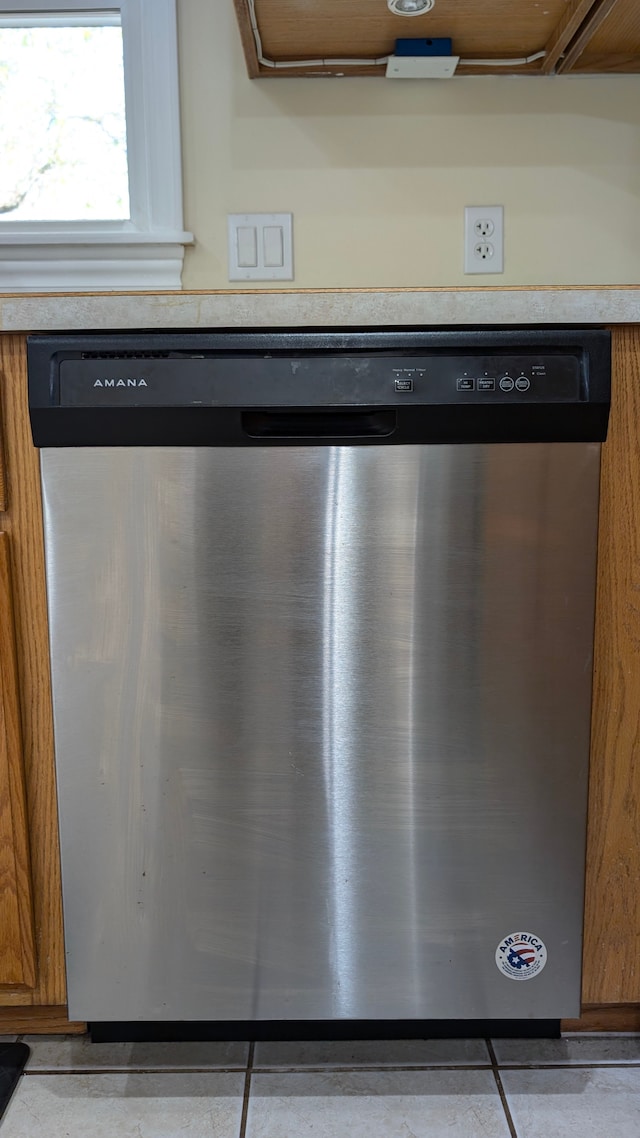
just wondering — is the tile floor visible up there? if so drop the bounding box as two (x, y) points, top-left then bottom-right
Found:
(1, 1032), (640, 1136)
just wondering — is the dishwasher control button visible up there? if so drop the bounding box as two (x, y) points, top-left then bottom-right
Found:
(456, 378), (475, 392)
(499, 376), (514, 392)
(515, 375), (531, 392)
(477, 378), (496, 392)
(394, 378), (414, 392)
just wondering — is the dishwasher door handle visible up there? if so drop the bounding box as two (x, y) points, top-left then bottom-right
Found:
(242, 409), (397, 439)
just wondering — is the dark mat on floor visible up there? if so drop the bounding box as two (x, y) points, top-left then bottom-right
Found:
(0, 1043), (29, 1122)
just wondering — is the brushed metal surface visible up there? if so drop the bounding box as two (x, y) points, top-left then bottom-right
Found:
(41, 443), (601, 1022)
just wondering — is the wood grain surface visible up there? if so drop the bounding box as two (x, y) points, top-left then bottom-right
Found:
(578, 0), (640, 52)
(0, 405), (6, 513)
(0, 335), (65, 1007)
(232, 0), (260, 77)
(0, 1005), (84, 1034)
(254, 0), (567, 57)
(235, 0), (562, 76)
(570, 52), (640, 71)
(232, 0), (639, 76)
(542, 0), (602, 72)
(563, 1003), (640, 1032)
(0, 532), (35, 987)
(557, 0), (622, 71)
(581, 325), (640, 1005)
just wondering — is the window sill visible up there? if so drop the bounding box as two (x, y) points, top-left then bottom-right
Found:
(0, 232), (194, 290)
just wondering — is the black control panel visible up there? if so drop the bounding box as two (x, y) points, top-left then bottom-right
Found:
(27, 328), (611, 448)
(54, 352), (581, 409)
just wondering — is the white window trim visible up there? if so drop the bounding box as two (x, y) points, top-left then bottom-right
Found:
(0, 0), (193, 290)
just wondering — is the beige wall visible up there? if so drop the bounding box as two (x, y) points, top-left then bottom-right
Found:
(177, 1), (640, 289)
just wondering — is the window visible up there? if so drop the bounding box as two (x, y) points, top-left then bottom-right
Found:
(0, 0), (192, 290)
(1, 18), (129, 221)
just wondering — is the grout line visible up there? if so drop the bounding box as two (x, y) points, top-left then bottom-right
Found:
(488, 1041), (519, 1138)
(495, 1061), (640, 1070)
(244, 1059), (640, 1073)
(252, 1063), (494, 1074)
(22, 1065), (249, 1076)
(238, 1043), (255, 1138)
(20, 1059), (640, 1076)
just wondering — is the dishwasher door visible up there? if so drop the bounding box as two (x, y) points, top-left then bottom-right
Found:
(41, 440), (600, 1023)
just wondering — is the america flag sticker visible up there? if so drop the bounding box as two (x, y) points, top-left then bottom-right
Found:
(495, 932), (547, 980)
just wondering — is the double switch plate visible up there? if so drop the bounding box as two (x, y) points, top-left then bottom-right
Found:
(228, 213), (293, 281)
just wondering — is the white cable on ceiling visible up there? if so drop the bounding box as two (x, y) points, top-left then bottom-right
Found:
(246, 0), (546, 71)
(460, 52), (546, 66)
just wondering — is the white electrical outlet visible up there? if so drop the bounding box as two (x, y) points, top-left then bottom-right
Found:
(464, 206), (504, 274)
(474, 242), (494, 261)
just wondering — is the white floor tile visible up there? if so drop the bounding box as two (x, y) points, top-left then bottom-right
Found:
(247, 1069), (511, 1138)
(22, 1034), (249, 1071)
(493, 1032), (640, 1066)
(501, 1066), (640, 1137)
(1, 1071), (245, 1138)
(254, 1038), (490, 1068)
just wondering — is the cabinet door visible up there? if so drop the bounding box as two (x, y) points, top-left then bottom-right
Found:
(0, 530), (35, 987)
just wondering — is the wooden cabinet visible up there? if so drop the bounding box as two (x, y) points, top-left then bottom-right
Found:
(234, 0), (640, 77)
(0, 530), (36, 989)
(570, 0), (640, 73)
(0, 336), (78, 1033)
(0, 359), (36, 989)
(581, 326), (640, 1007)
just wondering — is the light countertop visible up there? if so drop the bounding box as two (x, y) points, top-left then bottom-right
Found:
(0, 287), (639, 331)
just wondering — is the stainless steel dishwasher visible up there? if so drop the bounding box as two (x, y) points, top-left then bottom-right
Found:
(28, 328), (610, 1038)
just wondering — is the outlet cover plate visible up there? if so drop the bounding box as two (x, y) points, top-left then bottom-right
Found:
(228, 213), (293, 281)
(464, 205), (504, 274)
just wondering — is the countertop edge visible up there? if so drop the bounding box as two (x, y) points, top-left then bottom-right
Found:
(1, 287), (639, 331)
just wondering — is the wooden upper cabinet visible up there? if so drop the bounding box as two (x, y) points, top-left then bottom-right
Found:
(568, 0), (640, 72)
(233, 0), (640, 77)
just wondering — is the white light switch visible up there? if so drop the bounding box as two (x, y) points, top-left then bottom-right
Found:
(228, 213), (293, 281)
(263, 225), (284, 268)
(236, 226), (258, 268)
